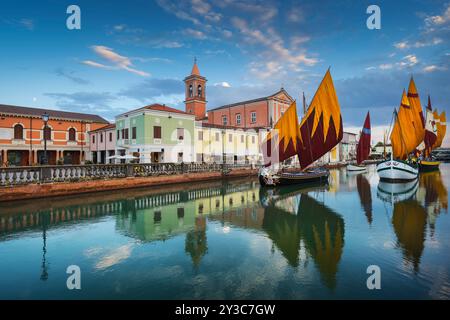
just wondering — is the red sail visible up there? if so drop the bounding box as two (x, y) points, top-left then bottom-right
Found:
(356, 111), (371, 165)
(423, 95), (437, 155)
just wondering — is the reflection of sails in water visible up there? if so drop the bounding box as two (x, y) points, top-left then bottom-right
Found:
(356, 174), (373, 224)
(262, 191), (344, 290)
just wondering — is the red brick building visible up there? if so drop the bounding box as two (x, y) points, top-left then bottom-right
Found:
(0, 105), (109, 166)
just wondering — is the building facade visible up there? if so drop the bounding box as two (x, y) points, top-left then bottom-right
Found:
(89, 124), (116, 164)
(340, 132), (358, 162)
(206, 89), (294, 129)
(0, 104), (108, 166)
(115, 104), (196, 163)
(194, 122), (260, 164)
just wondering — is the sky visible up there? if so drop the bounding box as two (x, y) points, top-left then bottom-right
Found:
(0, 0), (449, 146)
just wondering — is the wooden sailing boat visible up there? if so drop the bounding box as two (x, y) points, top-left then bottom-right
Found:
(348, 111), (371, 172)
(418, 96), (446, 171)
(259, 69), (343, 186)
(376, 86), (420, 182)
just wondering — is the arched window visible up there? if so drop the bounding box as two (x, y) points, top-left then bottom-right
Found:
(68, 128), (76, 141)
(189, 84), (193, 97)
(198, 85), (202, 97)
(44, 126), (51, 140)
(14, 124), (23, 140)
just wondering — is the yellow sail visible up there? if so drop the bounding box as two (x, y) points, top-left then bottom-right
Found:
(390, 90), (418, 159)
(432, 110), (447, 149)
(407, 78), (425, 146)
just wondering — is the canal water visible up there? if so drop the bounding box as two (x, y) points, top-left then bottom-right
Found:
(0, 164), (449, 299)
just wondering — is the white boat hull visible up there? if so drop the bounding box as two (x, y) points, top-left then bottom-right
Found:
(376, 160), (418, 182)
(347, 164), (366, 172)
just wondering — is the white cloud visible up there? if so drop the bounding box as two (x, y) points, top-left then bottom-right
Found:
(214, 82), (231, 88)
(423, 65), (447, 73)
(394, 38), (443, 49)
(394, 41), (409, 49)
(425, 5), (450, 26)
(84, 45), (150, 77)
(379, 64), (393, 70)
(183, 28), (207, 40)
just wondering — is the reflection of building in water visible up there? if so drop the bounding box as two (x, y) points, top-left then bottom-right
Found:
(185, 216), (208, 268)
(356, 174), (373, 225)
(392, 199), (427, 272)
(115, 182), (260, 242)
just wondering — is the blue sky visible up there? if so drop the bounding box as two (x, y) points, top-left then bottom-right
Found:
(0, 0), (449, 144)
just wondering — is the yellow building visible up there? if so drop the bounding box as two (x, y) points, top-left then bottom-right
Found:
(194, 122), (260, 164)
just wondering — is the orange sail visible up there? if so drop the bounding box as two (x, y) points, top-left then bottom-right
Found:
(297, 70), (343, 169)
(432, 110), (447, 149)
(407, 78), (425, 146)
(390, 90), (418, 159)
(262, 101), (301, 166)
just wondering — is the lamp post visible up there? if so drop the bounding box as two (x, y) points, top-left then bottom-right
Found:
(222, 129), (226, 164)
(42, 112), (49, 165)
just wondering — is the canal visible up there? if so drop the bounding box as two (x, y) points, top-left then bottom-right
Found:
(0, 164), (449, 299)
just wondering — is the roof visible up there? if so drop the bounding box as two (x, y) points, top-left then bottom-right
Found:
(208, 88), (294, 111)
(0, 104), (109, 123)
(191, 61), (200, 76)
(145, 104), (192, 115)
(89, 123), (116, 133)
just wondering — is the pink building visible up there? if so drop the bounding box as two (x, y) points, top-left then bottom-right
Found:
(89, 123), (116, 163)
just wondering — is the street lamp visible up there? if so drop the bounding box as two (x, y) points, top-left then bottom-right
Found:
(42, 112), (49, 165)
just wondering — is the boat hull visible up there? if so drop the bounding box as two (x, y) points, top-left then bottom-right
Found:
(418, 160), (440, 172)
(376, 160), (418, 182)
(347, 164), (366, 172)
(259, 167), (329, 187)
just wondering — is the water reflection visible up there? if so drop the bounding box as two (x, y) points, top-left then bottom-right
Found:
(0, 166), (449, 299)
(377, 170), (448, 272)
(259, 185), (345, 289)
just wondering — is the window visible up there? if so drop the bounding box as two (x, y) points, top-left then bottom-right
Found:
(13, 124), (23, 140)
(43, 126), (51, 140)
(100, 133), (103, 143)
(154, 126), (161, 139)
(198, 84), (202, 97)
(222, 115), (228, 126)
(241, 135), (244, 143)
(177, 207), (184, 218)
(117, 130), (120, 140)
(68, 128), (76, 141)
(236, 113), (241, 125)
(177, 128), (184, 140)
(199, 203), (204, 214)
(229, 134), (232, 143)
(189, 84), (193, 97)
(109, 132), (112, 142)
(124, 128), (129, 139)
(132, 127), (137, 139)
(252, 136), (255, 144)
(198, 131), (203, 141)
(215, 132), (220, 141)
(215, 199), (220, 208)
(154, 211), (161, 222)
(92, 135), (95, 144)
(251, 111), (256, 123)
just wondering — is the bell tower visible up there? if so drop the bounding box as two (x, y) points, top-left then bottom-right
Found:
(184, 58), (207, 120)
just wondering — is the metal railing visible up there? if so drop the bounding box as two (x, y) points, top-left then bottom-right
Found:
(0, 162), (259, 186)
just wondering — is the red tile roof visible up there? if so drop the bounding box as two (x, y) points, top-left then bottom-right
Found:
(0, 104), (109, 123)
(145, 104), (192, 115)
(89, 123), (116, 133)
